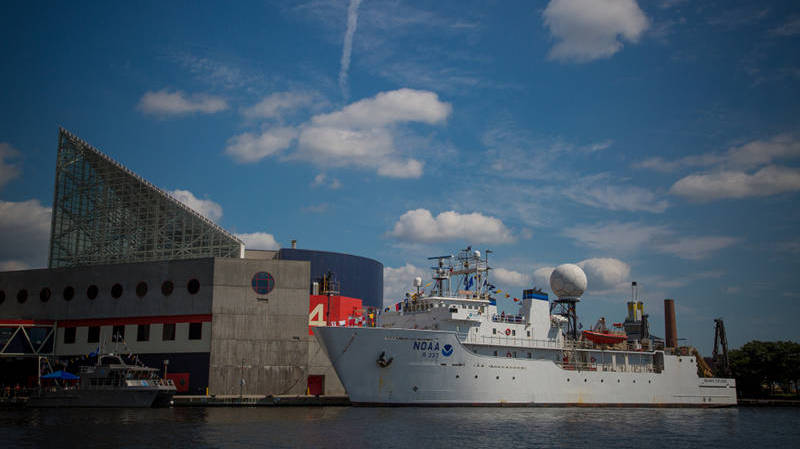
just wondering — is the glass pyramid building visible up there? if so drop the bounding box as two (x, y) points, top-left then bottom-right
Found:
(48, 128), (243, 268)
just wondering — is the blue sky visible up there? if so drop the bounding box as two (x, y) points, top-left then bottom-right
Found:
(1, 0), (799, 353)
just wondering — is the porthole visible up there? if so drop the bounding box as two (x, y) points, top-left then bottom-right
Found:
(617, 379), (621, 383)
(584, 379), (588, 382)
(187, 278), (200, 295)
(0, 290), (5, 304)
(648, 380), (652, 384)
(567, 378), (570, 382)
(496, 376), (499, 380)
(136, 281), (148, 298)
(601, 379), (604, 383)
(63, 286), (75, 301)
(87, 285), (99, 300)
(474, 375), (478, 379)
(633, 380), (636, 383)
(456, 375), (460, 379)
(161, 280), (174, 296)
(111, 283), (123, 299)
(40, 287), (51, 302)
(17, 289), (28, 303)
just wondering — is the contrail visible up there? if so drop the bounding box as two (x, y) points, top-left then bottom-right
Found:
(339, 0), (363, 100)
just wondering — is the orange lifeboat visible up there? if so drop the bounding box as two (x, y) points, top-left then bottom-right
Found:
(582, 330), (627, 345)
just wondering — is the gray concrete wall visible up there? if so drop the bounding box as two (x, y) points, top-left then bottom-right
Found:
(0, 259), (214, 320)
(307, 337), (346, 395)
(209, 258), (310, 395)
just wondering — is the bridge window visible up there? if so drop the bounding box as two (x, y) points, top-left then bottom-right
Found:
(88, 326), (100, 343)
(112, 325), (125, 342)
(137, 324), (150, 342)
(64, 327), (76, 344)
(162, 323), (176, 341)
(189, 322), (202, 340)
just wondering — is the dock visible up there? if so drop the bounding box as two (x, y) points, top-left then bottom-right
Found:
(172, 394), (351, 407)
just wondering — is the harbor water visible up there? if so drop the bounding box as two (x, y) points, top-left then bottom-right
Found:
(1, 406), (799, 448)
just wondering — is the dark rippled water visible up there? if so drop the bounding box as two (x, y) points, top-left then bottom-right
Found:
(2, 406), (799, 448)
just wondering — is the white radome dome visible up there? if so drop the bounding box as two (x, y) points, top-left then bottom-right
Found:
(549, 264), (587, 298)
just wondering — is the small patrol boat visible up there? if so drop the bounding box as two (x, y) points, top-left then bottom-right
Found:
(28, 353), (176, 408)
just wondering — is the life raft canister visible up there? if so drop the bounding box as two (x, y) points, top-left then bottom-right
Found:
(505, 328), (511, 336)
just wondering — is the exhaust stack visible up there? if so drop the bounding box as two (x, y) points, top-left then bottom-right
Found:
(664, 299), (678, 349)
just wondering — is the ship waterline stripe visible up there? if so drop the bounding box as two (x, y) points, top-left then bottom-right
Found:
(56, 314), (212, 328)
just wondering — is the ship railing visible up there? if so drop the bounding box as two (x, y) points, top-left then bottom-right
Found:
(459, 334), (562, 349)
(555, 360), (656, 373)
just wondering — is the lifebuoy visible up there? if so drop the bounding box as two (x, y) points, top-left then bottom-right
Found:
(505, 328), (511, 336)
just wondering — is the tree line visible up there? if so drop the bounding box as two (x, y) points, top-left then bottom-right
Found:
(729, 340), (800, 397)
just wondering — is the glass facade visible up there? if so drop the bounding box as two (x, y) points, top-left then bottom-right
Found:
(48, 128), (243, 268)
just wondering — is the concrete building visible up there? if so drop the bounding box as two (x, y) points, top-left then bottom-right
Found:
(0, 129), (382, 396)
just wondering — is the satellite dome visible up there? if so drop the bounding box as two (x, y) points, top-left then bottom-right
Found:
(549, 264), (587, 298)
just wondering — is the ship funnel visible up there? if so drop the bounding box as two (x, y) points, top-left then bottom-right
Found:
(664, 299), (677, 349)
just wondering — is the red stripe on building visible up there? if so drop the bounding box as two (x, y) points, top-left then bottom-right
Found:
(57, 314), (212, 328)
(0, 319), (56, 326)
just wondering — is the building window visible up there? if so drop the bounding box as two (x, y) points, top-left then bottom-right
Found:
(251, 272), (275, 295)
(64, 327), (76, 344)
(111, 283), (123, 299)
(87, 285), (99, 300)
(112, 325), (125, 342)
(137, 324), (150, 342)
(161, 281), (174, 296)
(162, 323), (176, 341)
(63, 286), (75, 301)
(187, 279), (200, 295)
(136, 282), (148, 298)
(17, 289), (28, 304)
(88, 326), (100, 343)
(188, 322), (202, 340)
(40, 287), (51, 302)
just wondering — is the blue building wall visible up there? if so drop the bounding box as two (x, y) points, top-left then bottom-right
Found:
(278, 249), (383, 308)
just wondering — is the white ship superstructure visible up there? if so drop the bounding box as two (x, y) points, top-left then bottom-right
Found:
(314, 248), (737, 406)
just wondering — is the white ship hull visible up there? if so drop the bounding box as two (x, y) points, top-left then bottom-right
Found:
(315, 327), (737, 407)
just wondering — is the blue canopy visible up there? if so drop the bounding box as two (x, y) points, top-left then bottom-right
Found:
(41, 370), (79, 380)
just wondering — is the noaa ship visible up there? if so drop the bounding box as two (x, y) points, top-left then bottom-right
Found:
(314, 248), (737, 406)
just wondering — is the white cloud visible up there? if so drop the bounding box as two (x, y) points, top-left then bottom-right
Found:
(0, 142), (21, 190)
(564, 222), (668, 253)
(311, 173), (342, 189)
(168, 190), (223, 222)
(138, 89), (228, 116)
(312, 88), (452, 129)
(637, 134), (800, 173)
(383, 263), (427, 305)
(292, 88), (448, 178)
(0, 199), (51, 269)
(236, 232), (280, 250)
(542, 0), (649, 63)
(492, 267), (530, 287)
(771, 17), (800, 36)
(242, 92), (316, 120)
(654, 236), (738, 260)
(532, 266), (555, 290)
(670, 165), (800, 201)
(564, 221), (736, 260)
(339, 0), (363, 99)
(225, 127), (298, 163)
(565, 178), (669, 213)
(388, 209), (514, 244)
(577, 258), (630, 290)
